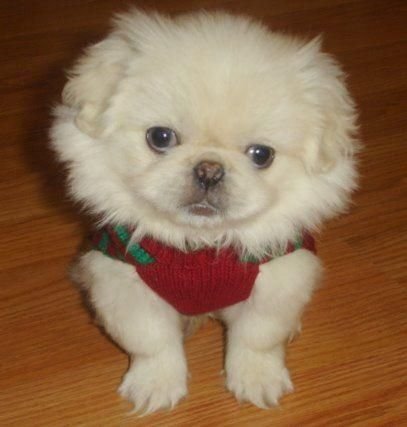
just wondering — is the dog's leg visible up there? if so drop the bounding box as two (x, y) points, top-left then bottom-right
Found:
(76, 251), (187, 414)
(219, 249), (322, 408)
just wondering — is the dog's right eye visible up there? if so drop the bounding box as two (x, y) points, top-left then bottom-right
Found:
(245, 144), (275, 169)
(146, 127), (179, 153)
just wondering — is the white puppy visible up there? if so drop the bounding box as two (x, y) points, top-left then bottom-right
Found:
(51, 9), (358, 414)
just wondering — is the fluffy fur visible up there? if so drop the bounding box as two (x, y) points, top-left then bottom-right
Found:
(51, 9), (358, 413)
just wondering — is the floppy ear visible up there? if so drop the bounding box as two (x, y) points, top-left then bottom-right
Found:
(62, 9), (173, 138)
(298, 37), (359, 173)
(62, 34), (132, 137)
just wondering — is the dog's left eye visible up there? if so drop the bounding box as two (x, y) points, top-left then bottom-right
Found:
(146, 127), (179, 153)
(245, 144), (275, 169)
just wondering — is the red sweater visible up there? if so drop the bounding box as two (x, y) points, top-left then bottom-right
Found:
(91, 225), (315, 316)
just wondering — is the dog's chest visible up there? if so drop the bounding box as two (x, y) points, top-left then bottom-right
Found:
(91, 225), (315, 315)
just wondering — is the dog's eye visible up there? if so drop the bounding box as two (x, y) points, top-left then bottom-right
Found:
(146, 127), (179, 153)
(245, 144), (275, 168)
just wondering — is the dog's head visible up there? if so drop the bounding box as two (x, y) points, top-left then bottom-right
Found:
(51, 10), (358, 253)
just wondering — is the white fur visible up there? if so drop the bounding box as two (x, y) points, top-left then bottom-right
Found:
(51, 9), (358, 413)
(77, 251), (187, 413)
(220, 249), (322, 407)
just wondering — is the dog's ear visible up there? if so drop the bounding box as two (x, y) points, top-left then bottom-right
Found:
(62, 9), (172, 138)
(298, 37), (359, 173)
(62, 8), (169, 137)
(62, 34), (131, 137)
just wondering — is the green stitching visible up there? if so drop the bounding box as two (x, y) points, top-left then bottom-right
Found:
(115, 225), (130, 244)
(114, 225), (155, 264)
(94, 226), (155, 265)
(240, 253), (262, 263)
(240, 234), (305, 263)
(98, 232), (109, 253)
(294, 235), (303, 250)
(127, 243), (155, 264)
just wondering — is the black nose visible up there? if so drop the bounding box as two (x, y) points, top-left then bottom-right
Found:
(193, 160), (225, 190)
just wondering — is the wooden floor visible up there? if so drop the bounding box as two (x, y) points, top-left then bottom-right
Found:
(0, 1), (406, 425)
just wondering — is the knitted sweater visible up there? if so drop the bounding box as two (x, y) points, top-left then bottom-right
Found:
(91, 225), (316, 315)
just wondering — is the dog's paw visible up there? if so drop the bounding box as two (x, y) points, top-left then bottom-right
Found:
(225, 347), (293, 408)
(118, 351), (188, 414)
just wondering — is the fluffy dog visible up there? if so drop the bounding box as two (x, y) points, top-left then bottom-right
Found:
(51, 9), (358, 413)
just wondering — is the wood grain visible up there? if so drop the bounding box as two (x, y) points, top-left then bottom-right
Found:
(0, 1), (406, 425)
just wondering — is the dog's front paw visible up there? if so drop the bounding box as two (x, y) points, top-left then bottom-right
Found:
(225, 347), (293, 408)
(118, 350), (188, 414)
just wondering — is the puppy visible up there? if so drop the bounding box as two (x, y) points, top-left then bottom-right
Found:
(51, 9), (358, 413)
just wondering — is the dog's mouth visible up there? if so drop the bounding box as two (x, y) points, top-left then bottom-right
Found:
(186, 201), (220, 217)
(179, 182), (227, 219)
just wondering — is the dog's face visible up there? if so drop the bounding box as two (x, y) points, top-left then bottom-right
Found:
(52, 11), (358, 252)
